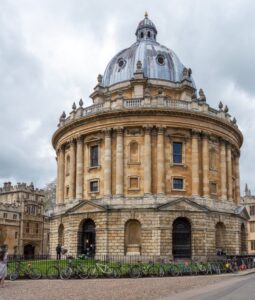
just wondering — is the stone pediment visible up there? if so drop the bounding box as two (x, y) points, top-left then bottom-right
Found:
(158, 198), (209, 212)
(66, 200), (107, 214)
(235, 206), (250, 220)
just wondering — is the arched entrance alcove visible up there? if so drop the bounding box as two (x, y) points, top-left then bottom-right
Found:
(58, 224), (64, 246)
(125, 219), (141, 255)
(24, 244), (35, 259)
(77, 219), (96, 256)
(172, 218), (191, 259)
(241, 223), (247, 254)
(215, 222), (226, 253)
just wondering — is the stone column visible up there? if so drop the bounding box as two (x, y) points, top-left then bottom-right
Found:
(76, 136), (84, 200)
(104, 128), (112, 197)
(191, 130), (200, 196)
(58, 145), (65, 204)
(157, 126), (165, 194)
(69, 140), (76, 200)
(144, 126), (152, 194)
(202, 133), (209, 197)
(116, 128), (124, 196)
(227, 144), (233, 201)
(235, 153), (240, 204)
(220, 140), (227, 200)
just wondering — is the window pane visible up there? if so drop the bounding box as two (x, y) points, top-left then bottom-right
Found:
(173, 178), (183, 190)
(173, 142), (182, 163)
(251, 240), (255, 250)
(250, 222), (255, 233)
(90, 181), (98, 192)
(91, 145), (99, 166)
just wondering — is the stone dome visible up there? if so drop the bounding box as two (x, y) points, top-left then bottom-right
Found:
(102, 14), (195, 88)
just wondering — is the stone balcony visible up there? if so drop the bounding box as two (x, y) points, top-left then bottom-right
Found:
(58, 96), (238, 128)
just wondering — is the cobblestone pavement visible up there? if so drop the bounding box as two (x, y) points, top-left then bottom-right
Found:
(0, 275), (233, 300)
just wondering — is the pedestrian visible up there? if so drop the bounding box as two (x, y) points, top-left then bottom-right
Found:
(56, 244), (62, 260)
(0, 249), (7, 288)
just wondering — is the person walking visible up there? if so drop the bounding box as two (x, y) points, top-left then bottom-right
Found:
(56, 244), (62, 260)
(0, 250), (7, 288)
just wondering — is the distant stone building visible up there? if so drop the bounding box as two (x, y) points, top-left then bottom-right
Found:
(0, 182), (50, 256)
(241, 184), (255, 254)
(50, 14), (248, 260)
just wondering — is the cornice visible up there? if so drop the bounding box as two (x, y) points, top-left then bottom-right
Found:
(52, 108), (243, 149)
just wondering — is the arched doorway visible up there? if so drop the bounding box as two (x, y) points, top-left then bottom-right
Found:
(125, 219), (141, 255)
(58, 224), (64, 246)
(241, 223), (247, 253)
(24, 244), (35, 259)
(77, 219), (96, 256)
(172, 218), (191, 259)
(215, 222), (226, 254)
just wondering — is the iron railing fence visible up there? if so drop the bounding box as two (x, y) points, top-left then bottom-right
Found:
(6, 254), (255, 279)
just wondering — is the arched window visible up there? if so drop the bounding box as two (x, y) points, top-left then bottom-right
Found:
(215, 222), (226, 252)
(58, 224), (64, 246)
(77, 219), (96, 256)
(129, 141), (139, 163)
(66, 155), (70, 175)
(125, 219), (141, 255)
(140, 32), (144, 38)
(172, 218), (191, 258)
(147, 31), (151, 38)
(241, 223), (247, 253)
(209, 149), (217, 171)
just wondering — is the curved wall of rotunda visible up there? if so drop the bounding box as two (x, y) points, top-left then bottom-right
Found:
(49, 14), (248, 260)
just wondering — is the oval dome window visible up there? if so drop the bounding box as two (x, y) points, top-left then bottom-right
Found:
(156, 54), (165, 65)
(117, 58), (126, 69)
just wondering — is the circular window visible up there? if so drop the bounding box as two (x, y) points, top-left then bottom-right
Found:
(117, 58), (126, 69)
(156, 54), (165, 65)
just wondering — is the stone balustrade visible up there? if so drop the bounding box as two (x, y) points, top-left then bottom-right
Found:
(58, 97), (237, 128)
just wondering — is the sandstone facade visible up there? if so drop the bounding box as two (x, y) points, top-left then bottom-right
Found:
(50, 14), (248, 260)
(0, 182), (50, 256)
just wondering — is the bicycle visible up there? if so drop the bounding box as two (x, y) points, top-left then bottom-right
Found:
(9, 261), (42, 280)
(87, 261), (115, 278)
(46, 260), (64, 279)
(60, 257), (89, 279)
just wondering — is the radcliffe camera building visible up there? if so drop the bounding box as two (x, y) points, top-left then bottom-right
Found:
(50, 14), (248, 259)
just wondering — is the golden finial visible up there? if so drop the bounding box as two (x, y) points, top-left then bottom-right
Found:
(145, 11), (148, 18)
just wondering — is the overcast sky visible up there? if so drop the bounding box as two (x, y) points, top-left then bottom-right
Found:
(0, 0), (254, 194)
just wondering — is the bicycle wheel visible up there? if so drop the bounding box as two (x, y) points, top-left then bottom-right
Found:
(87, 267), (98, 279)
(29, 268), (42, 280)
(158, 266), (165, 277)
(9, 271), (19, 281)
(129, 265), (141, 278)
(77, 265), (89, 279)
(60, 268), (72, 280)
(47, 266), (59, 279)
(148, 265), (157, 277)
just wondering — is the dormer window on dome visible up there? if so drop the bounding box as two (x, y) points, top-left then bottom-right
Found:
(135, 12), (157, 42)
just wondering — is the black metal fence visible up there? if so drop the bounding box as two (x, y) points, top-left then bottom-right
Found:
(6, 254), (255, 280)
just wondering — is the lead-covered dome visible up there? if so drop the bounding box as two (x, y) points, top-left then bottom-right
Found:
(102, 14), (195, 88)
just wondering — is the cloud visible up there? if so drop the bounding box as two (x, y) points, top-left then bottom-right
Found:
(0, 0), (255, 194)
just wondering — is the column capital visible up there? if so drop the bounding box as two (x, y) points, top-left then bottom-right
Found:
(191, 129), (201, 138)
(143, 125), (153, 135)
(157, 125), (166, 135)
(103, 128), (112, 137)
(68, 138), (76, 147)
(201, 131), (210, 139)
(57, 144), (65, 153)
(76, 135), (84, 144)
(115, 127), (124, 136)
(219, 137), (227, 145)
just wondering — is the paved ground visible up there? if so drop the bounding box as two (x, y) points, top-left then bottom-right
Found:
(163, 272), (255, 300)
(0, 271), (254, 300)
